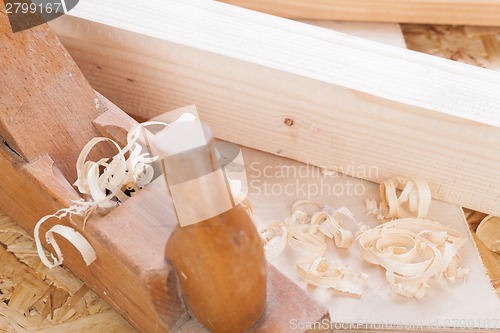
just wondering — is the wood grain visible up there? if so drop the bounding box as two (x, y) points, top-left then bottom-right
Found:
(165, 193), (267, 332)
(50, 0), (500, 216)
(219, 0), (500, 26)
(299, 20), (407, 48)
(0, 0), (112, 182)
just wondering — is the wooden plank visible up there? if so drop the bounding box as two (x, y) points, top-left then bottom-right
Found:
(219, 0), (500, 26)
(50, 0), (500, 215)
(301, 20), (406, 48)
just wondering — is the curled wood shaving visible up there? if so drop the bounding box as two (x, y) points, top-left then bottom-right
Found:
(296, 257), (368, 295)
(476, 215), (500, 254)
(74, 121), (168, 208)
(259, 221), (288, 260)
(259, 200), (368, 295)
(288, 230), (327, 258)
(35, 121), (168, 269)
(357, 218), (468, 299)
(34, 207), (96, 269)
(286, 210), (319, 234)
(314, 207), (366, 249)
(291, 200), (322, 216)
(260, 179), (466, 299)
(365, 198), (384, 220)
(378, 178), (431, 219)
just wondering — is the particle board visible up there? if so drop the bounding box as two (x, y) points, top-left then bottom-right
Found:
(402, 24), (500, 71)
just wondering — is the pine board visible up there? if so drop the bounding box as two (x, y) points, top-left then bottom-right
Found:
(219, 0), (500, 26)
(48, 0), (500, 216)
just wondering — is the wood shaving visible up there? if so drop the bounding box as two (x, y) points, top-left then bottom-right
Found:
(296, 257), (368, 295)
(288, 230), (327, 258)
(35, 121), (168, 269)
(260, 184), (467, 299)
(259, 221), (288, 260)
(476, 215), (500, 253)
(365, 198), (384, 220)
(259, 200), (368, 295)
(357, 218), (468, 299)
(378, 178), (431, 219)
(314, 207), (367, 249)
(291, 200), (322, 216)
(34, 208), (96, 269)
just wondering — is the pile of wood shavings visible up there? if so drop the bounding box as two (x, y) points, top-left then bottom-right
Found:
(260, 178), (468, 299)
(260, 200), (369, 296)
(34, 121), (168, 269)
(358, 218), (468, 298)
(363, 178), (468, 298)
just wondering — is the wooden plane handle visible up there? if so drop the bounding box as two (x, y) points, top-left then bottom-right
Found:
(155, 120), (267, 332)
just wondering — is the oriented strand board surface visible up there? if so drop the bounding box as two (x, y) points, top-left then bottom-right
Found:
(0, 212), (136, 333)
(402, 25), (500, 71)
